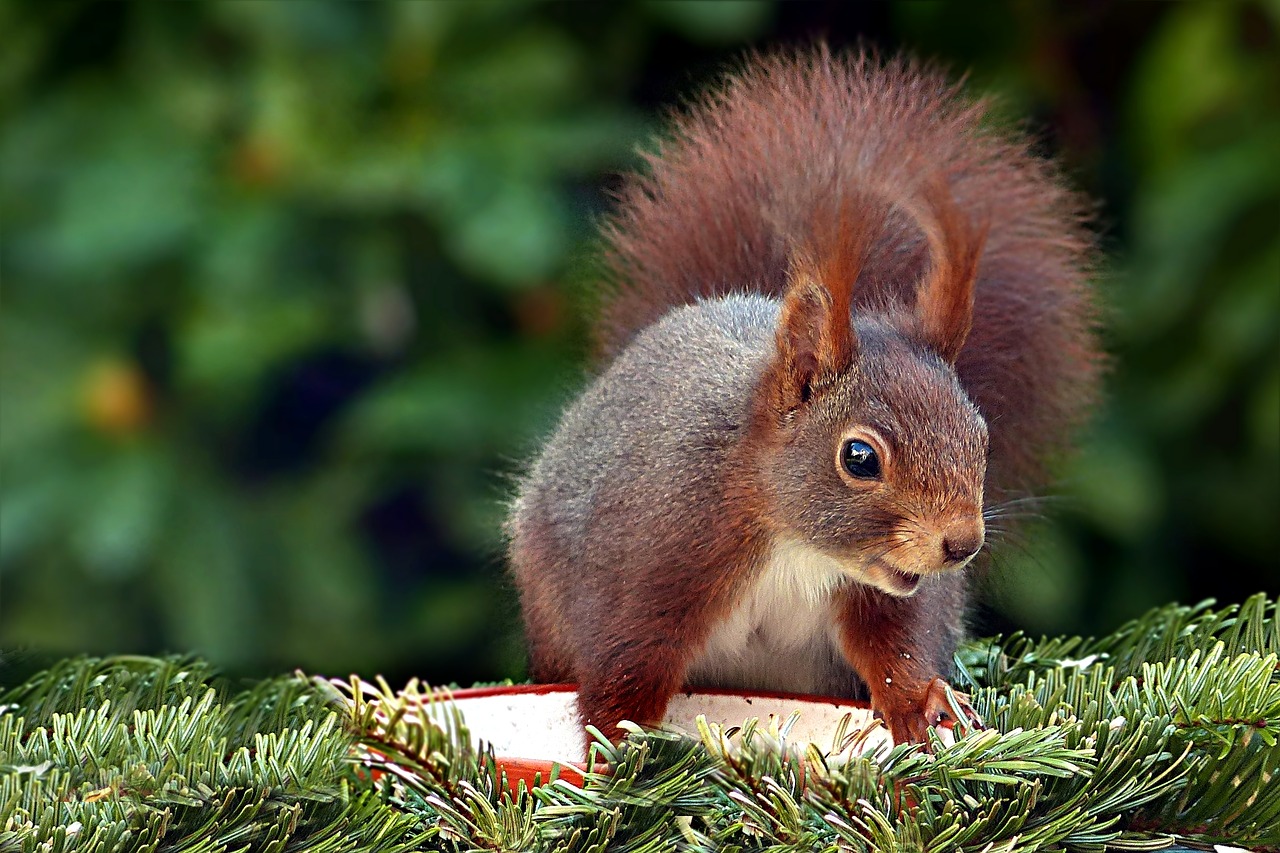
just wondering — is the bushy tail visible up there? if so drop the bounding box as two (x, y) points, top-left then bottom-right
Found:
(597, 46), (1102, 494)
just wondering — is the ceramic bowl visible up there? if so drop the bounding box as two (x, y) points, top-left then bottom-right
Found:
(421, 684), (893, 789)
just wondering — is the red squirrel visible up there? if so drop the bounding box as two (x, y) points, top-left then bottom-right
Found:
(507, 47), (1099, 745)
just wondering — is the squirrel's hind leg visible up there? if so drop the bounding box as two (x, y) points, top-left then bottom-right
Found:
(510, 522), (578, 683)
(574, 641), (691, 743)
(523, 605), (576, 684)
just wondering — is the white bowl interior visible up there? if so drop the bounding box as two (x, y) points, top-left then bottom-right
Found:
(429, 687), (895, 764)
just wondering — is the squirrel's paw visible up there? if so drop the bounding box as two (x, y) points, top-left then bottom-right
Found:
(876, 676), (983, 748)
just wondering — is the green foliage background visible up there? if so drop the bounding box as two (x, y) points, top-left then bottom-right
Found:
(1, 1), (1278, 684)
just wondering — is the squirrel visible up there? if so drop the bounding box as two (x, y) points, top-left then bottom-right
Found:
(507, 46), (1100, 746)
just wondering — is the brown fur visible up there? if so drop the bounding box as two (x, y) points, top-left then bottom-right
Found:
(599, 46), (1100, 495)
(510, 46), (1100, 747)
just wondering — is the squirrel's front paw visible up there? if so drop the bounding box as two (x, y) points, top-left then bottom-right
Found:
(875, 676), (982, 747)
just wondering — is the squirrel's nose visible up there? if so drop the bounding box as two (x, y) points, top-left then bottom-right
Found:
(941, 521), (984, 566)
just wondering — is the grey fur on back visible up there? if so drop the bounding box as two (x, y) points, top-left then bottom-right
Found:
(514, 293), (777, 549)
(508, 295), (779, 670)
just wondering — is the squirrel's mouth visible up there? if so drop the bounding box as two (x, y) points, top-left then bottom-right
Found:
(863, 561), (922, 597)
(885, 568), (922, 596)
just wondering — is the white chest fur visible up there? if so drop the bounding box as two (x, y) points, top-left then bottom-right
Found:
(685, 538), (850, 695)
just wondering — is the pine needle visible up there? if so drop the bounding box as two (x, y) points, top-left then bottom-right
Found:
(3, 594), (1277, 851)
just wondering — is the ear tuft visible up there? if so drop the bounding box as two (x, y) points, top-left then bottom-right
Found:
(910, 177), (989, 364)
(759, 193), (889, 419)
(764, 258), (855, 414)
(773, 272), (850, 412)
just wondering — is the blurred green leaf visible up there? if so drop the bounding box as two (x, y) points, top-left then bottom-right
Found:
(156, 485), (261, 665)
(1250, 366), (1280, 456)
(646, 0), (774, 43)
(990, 524), (1087, 634)
(0, 474), (71, 568)
(338, 345), (571, 456)
(1067, 428), (1164, 540)
(72, 445), (169, 580)
(27, 106), (206, 280)
(178, 293), (332, 402)
(438, 29), (587, 114)
(449, 183), (571, 287)
(1120, 132), (1280, 342)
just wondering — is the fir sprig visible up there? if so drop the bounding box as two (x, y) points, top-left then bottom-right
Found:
(2, 595), (1277, 851)
(959, 594), (1280, 849)
(0, 659), (425, 853)
(339, 595), (1278, 852)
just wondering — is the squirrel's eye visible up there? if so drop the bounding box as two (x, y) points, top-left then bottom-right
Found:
(841, 439), (881, 479)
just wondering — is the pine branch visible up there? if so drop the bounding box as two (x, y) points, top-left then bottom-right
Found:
(337, 595), (1278, 852)
(3, 595), (1277, 851)
(956, 594), (1280, 849)
(0, 658), (426, 853)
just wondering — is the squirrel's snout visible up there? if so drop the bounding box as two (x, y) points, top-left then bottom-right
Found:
(941, 521), (985, 566)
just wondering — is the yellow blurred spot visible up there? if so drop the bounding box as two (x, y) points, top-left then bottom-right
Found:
(82, 359), (152, 437)
(231, 135), (285, 188)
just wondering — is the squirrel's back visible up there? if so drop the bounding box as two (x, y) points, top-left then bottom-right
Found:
(598, 47), (1101, 494)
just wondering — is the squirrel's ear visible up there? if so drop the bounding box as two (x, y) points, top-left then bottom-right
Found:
(768, 261), (858, 412)
(911, 179), (988, 365)
(763, 195), (884, 415)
